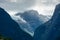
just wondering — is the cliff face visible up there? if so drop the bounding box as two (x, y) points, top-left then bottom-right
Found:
(0, 8), (33, 40)
(34, 4), (60, 40)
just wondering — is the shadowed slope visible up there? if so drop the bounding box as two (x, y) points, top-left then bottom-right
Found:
(34, 4), (60, 40)
(0, 7), (33, 40)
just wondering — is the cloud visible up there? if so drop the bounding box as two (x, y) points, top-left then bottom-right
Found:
(36, 0), (60, 6)
(0, 0), (60, 11)
(0, 0), (60, 15)
(0, 0), (36, 11)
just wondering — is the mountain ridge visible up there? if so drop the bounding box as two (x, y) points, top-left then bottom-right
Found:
(34, 4), (60, 40)
(0, 7), (33, 40)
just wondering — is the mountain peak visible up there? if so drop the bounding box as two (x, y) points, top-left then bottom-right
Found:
(15, 10), (49, 36)
(24, 10), (38, 14)
(16, 10), (39, 16)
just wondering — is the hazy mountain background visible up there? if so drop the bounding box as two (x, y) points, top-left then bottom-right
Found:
(11, 10), (51, 36)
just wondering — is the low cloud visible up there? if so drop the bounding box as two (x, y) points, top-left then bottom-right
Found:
(0, 0), (60, 15)
(0, 0), (36, 11)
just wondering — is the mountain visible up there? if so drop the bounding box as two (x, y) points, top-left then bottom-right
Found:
(0, 7), (33, 40)
(15, 10), (49, 36)
(34, 4), (60, 40)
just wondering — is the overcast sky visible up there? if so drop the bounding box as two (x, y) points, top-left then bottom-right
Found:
(0, 0), (60, 15)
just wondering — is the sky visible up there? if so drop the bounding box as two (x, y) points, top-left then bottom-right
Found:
(0, 0), (60, 15)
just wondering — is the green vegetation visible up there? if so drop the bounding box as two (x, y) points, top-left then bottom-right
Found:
(0, 34), (12, 40)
